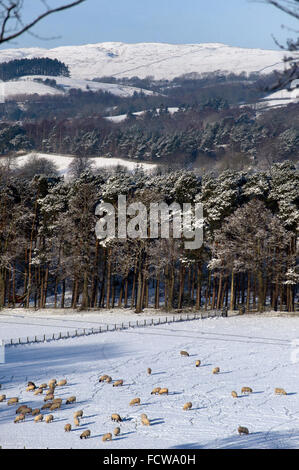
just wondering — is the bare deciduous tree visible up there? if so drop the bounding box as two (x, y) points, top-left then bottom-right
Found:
(0, 0), (87, 45)
(262, 0), (299, 90)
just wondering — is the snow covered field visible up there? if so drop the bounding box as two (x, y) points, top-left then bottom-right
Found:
(11, 152), (157, 176)
(1, 312), (299, 449)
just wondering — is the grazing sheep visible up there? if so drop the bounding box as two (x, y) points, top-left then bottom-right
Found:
(129, 397), (141, 406)
(180, 350), (189, 357)
(241, 387), (253, 394)
(212, 367), (220, 374)
(44, 394), (54, 402)
(32, 408), (40, 416)
(74, 417), (80, 427)
(20, 407), (32, 415)
(74, 410), (83, 419)
(105, 376), (112, 383)
(64, 424), (72, 432)
(66, 396), (76, 405)
(34, 414), (43, 423)
(48, 379), (57, 387)
(14, 413), (25, 423)
(16, 405), (29, 414)
(275, 388), (287, 395)
(99, 375), (109, 382)
(34, 388), (43, 395)
(27, 381), (36, 388)
(113, 427), (120, 436)
(80, 429), (91, 439)
(151, 387), (161, 395)
(238, 426), (249, 435)
(57, 379), (67, 387)
(141, 416), (151, 426)
(147, 368), (152, 375)
(231, 391), (238, 398)
(158, 388), (169, 395)
(0, 394), (6, 402)
(113, 380), (123, 387)
(183, 402), (192, 411)
(111, 413), (122, 422)
(41, 403), (52, 410)
(45, 414), (54, 423)
(52, 398), (63, 404)
(50, 402), (61, 411)
(26, 384), (35, 392)
(195, 360), (201, 367)
(7, 397), (19, 405)
(102, 433), (112, 442)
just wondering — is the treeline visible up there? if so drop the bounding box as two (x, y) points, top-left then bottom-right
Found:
(93, 71), (272, 106)
(0, 58), (70, 81)
(0, 161), (297, 312)
(22, 104), (299, 168)
(0, 71), (271, 122)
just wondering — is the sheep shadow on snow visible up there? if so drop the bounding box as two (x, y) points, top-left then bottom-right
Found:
(79, 421), (96, 427)
(150, 419), (165, 426)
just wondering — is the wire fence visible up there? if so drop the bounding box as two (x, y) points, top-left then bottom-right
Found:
(3, 309), (225, 348)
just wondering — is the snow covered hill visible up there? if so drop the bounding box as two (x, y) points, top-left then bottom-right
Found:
(0, 41), (293, 81)
(1, 75), (155, 99)
(0, 312), (299, 449)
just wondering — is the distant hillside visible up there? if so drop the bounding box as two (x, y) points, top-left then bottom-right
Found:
(0, 41), (292, 80)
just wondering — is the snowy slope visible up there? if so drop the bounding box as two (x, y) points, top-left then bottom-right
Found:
(259, 87), (299, 109)
(0, 313), (299, 449)
(0, 42), (293, 80)
(1, 75), (154, 99)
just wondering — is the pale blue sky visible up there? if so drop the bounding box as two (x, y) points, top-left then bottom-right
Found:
(1, 0), (298, 50)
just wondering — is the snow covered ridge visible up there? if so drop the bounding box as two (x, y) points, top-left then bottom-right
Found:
(0, 41), (294, 80)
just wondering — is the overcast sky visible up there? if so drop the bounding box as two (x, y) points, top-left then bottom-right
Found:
(1, 0), (298, 50)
